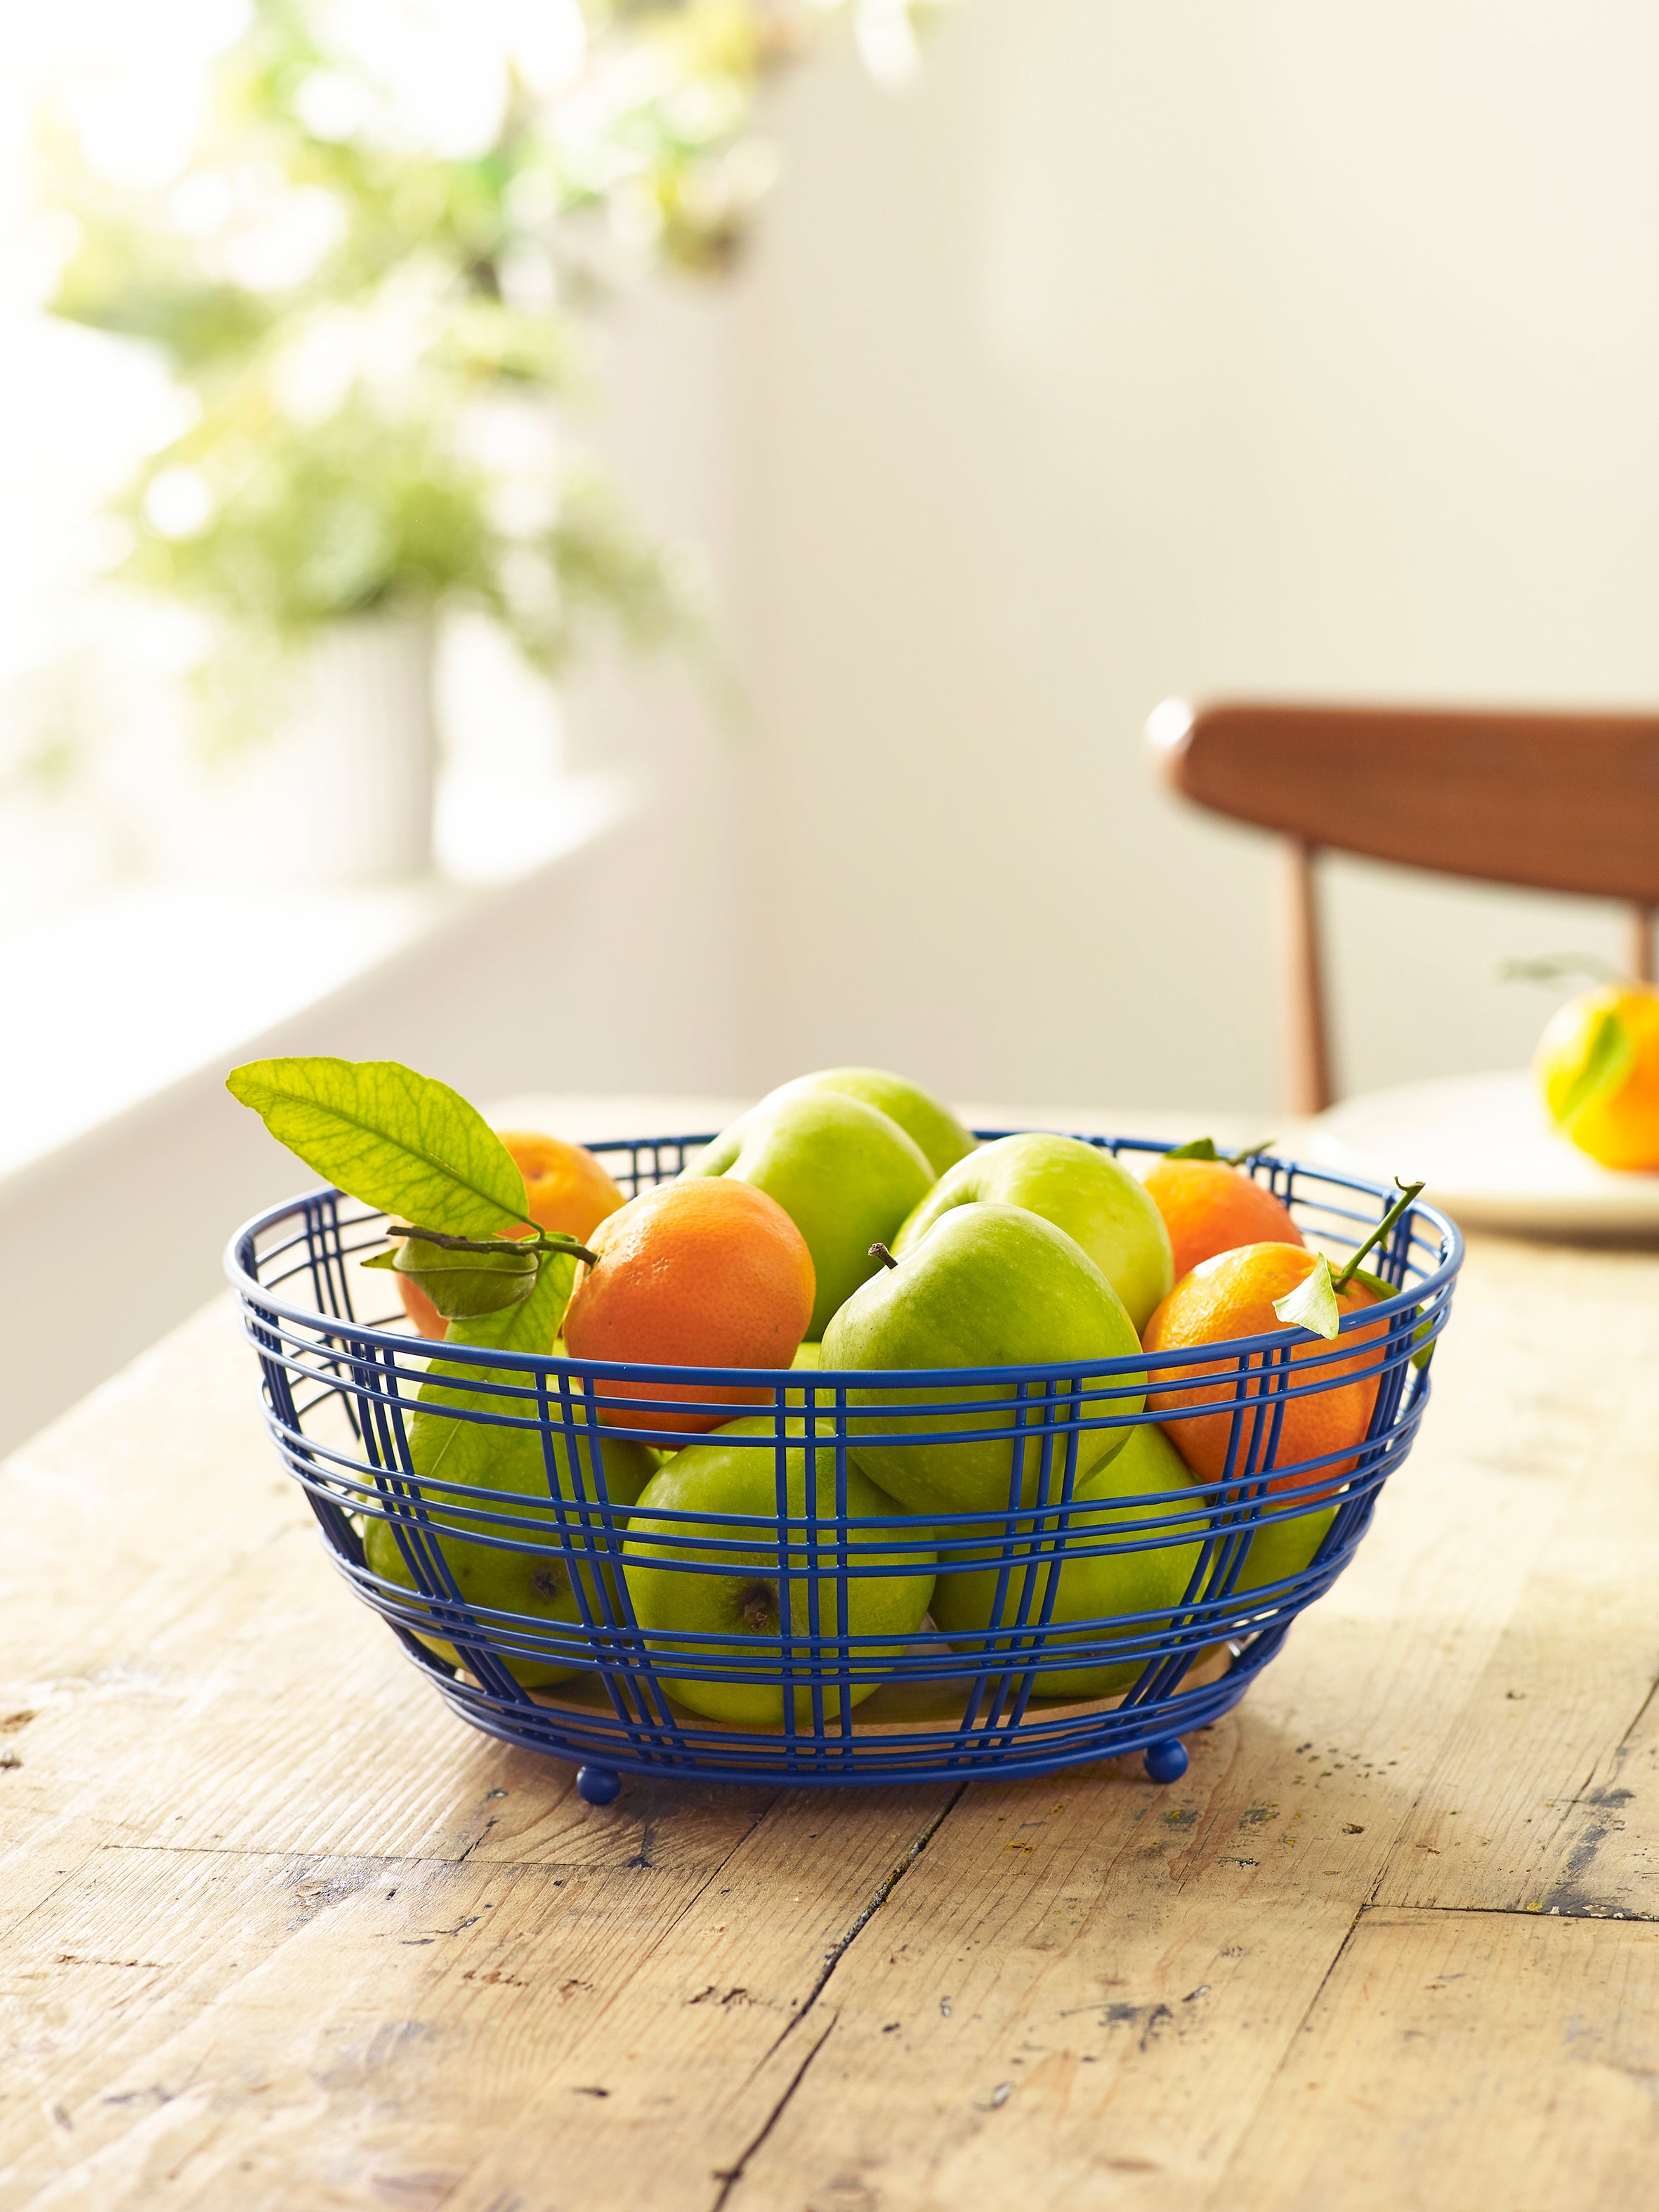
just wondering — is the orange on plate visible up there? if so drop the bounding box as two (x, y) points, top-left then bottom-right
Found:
(397, 1130), (627, 1342)
(1140, 1156), (1304, 1283)
(561, 1177), (815, 1433)
(1535, 982), (1659, 1171)
(1142, 1242), (1384, 1494)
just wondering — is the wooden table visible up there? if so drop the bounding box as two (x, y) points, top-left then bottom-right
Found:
(5, 1112), (1659, 2209)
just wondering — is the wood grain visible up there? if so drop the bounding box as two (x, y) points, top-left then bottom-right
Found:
(4, 1136), (1659, 2210)
(1221, 1908), (1659, 2212)
(1155, 700), (1659, 904)
(1374, 1243), (1659, 1920)
(1283, 842), (1333, 1115)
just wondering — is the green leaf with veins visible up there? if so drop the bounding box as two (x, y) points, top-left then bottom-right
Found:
(226, 1056), (527, 1236)
(1547, 1009), (1634, 1133)
(1272, 1253), (1342, 1341)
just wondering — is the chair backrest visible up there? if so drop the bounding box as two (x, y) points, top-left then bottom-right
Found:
(1148, 698), (1659, 1111)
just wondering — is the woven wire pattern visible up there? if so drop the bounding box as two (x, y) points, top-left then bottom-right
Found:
(226, 1133), (1462, 1786)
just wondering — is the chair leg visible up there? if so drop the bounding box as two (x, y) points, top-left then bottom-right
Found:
(1630, 903), (1655, 986)
(1284, 839), (1334, 1115)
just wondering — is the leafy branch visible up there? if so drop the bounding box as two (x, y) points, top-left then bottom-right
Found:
(227, 1054), (594, 1327)
(39, 0), (944, 706)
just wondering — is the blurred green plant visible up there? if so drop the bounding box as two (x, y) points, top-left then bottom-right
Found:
(41, 0), (944, 680)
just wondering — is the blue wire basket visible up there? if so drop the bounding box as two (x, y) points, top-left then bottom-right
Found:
(226, 1132), (1462, 1804)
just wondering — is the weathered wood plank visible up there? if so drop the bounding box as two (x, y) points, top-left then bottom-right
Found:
(0, 1788), (958, 2211)
(0, 1844), (732, 2208)
(1373, 1276), (1659, 1918)
(435, 1785), (960, 2212)
(1518, 1680), (1659, 1921)
(717, 1760), (1365, 2212)
(1218, 1907), (1659, 2212)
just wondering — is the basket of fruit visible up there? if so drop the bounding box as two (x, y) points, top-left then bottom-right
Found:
(225, 1058), (1462, 1803)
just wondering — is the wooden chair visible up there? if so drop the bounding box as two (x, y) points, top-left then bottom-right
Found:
(1148, 698), (1659, 1114)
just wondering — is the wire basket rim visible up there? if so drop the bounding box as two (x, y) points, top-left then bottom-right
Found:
(224, 1130), (1464, 1384)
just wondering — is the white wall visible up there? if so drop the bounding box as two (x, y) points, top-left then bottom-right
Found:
(729, 0), (1659, 1111)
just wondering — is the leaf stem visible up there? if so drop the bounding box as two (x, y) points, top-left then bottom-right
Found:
(388, 1223), (598, 1268)
(1224, 1138), (1275, 1166)
(1165, 1135), (1275, 1165)
(1332, 1179), (1426, 1293)
(1497, 953), (1622, 986)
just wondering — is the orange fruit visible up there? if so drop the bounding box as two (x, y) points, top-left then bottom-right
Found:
(396, 1130), (627, 1342)
(1535, 982), (1659, 1171)
(1141, 1159), (1309, 1283)
(1140, 1156), (1304, 1282)
(1142, 1243), (1384, 1494)
(499, 1128), (630, 1242)
(561, 1177), (815, 1433)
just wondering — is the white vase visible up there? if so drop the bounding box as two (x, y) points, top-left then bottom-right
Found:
(287, 610), (439, 884)
(199, 609), (440, 887)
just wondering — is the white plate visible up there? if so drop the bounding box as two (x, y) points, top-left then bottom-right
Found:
(1301, 1070), (1659, 1237)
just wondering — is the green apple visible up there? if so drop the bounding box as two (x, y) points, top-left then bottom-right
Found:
(765, 1068), (975, 1179)
(687, 1089), (934, 1338)
(784, 1338), (822, 1410)
(364, 1420), (655, 1686)
(621, 1416), (936, 1726)
(1212, 1501), (1336, 1599)
(893, 1132), (1173, 1332)
(931, 1419), (1206, 1696)
(821, 1202), (1146, 1517)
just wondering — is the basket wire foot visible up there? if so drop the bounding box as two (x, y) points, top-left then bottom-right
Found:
(577, 1763), (622, 1807)
(1143, 1739), (1189, 1785)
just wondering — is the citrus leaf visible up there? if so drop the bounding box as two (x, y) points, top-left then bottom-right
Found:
(410, 1252), (580, 1490)
(1165, 1135), (1273, 1165)
(1273, 1253), (1342, 1341)
(390, 1240), (542, 1322)
(1345, 1262), (1437, 1369)
(1549, 1009), (1634, 1132)
(1165, 1137), (1221, 1160)
(226, 1056), (527, 1237)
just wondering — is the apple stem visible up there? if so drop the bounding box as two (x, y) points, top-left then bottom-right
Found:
(869, 1243), (900, 1271)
